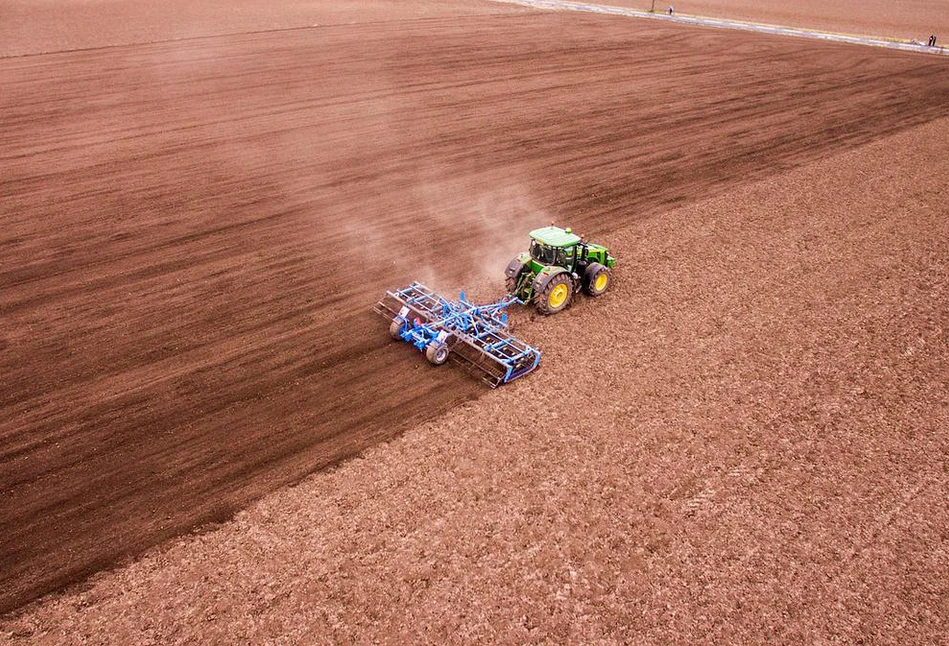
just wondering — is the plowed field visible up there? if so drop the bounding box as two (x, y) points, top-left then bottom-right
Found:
(2, 0), (948, 625)
(605, 0), (949, 41)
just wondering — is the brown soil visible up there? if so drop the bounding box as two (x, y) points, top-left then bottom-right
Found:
(2, 0), (948, 632)
(6, 106), (947, 646)
(603, 0), (949, 41)
(0, 0), (526, 57)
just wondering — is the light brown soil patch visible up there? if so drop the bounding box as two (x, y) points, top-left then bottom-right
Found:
(604, 0), (949, 41)
(0, 0), (527, 57)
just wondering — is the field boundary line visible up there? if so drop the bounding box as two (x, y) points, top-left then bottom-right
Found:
(491, 0), (949, 56)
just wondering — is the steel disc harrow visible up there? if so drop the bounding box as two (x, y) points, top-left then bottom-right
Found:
(374, 282), (541, 387)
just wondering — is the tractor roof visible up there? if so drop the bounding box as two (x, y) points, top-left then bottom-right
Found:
(530, 226), (581, 248)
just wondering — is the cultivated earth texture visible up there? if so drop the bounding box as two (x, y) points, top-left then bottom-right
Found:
(603, 0), (949, 41)
(1, 0), (947, 642)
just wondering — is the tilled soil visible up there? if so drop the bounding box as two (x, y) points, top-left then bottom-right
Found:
(5, 109), (946, 646)
(0, 0), (527, 57)
(3, 0), (949, 619)
(598, 0), (949, 41)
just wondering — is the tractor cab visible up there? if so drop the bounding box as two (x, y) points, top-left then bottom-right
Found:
(528, 226), (582, 271)
(529, 239), (560, 265)
(530, 239), (575, 268)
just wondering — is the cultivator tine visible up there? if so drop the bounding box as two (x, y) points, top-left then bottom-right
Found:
(373, 281), (443, 324)
(448, 342), (508, 388)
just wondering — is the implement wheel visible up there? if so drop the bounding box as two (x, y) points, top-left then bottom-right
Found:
(389, 318), (404, 339)
(583, 263), (611, 297)
(425, 341), (450, 366)
(535, 273), (573, 315)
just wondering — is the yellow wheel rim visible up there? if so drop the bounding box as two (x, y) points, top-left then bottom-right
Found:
(594, 273), (609, 292)
(548, 283), (569, 308)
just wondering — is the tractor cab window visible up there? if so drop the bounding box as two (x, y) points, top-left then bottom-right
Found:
(530, 240), (558, 265)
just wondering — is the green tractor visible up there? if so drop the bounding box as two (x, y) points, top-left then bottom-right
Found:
(505, 225), (616, 315)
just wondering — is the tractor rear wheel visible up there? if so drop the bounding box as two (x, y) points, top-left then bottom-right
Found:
(583, 263), (611, 296)
(505, 273), (521, 294)
(535, 273), (573, 315)
(504, 257), (527, 293)
(425, 341), (450, 365)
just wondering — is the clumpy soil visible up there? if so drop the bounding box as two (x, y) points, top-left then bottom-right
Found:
(1, 0), (947, 639)
(6, 110), (947, 645)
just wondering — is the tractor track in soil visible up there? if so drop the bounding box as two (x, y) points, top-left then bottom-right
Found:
(2, 8), (948, 613)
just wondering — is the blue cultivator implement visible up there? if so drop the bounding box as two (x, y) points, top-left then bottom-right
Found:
(374, 282), (541, 387)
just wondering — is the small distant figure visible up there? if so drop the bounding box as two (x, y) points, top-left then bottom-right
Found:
(928, 34), (937, 47)
(668, 5), (674, 15)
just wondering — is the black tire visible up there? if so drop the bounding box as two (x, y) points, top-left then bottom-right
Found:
(534, 272), (573, 315)
(389, 318), (404, 339)
(505, 273), (521, 294)
(583, 263), (611, 297)
(425, 341), (450, 365)
(504, 257), (527, 293)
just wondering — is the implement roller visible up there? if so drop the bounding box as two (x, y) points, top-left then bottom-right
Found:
(374, 282), (541, 387)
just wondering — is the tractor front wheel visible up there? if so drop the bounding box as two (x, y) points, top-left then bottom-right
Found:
(535, 273), (573, 315)
(425, 341), (450, 365)
(583, 263), (611, 297)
